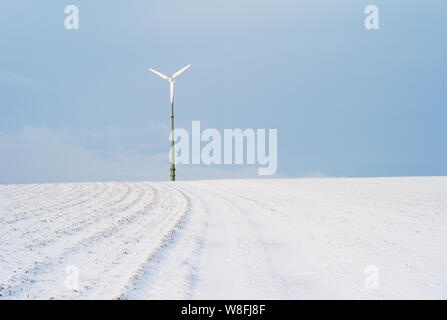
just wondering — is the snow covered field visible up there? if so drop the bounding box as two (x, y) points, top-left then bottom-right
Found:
(0, 177), (446, 299)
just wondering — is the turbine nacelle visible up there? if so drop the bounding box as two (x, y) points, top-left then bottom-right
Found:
(148, 64), (191, 105)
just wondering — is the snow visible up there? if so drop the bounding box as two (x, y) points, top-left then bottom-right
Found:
(0, 177), (446, 299)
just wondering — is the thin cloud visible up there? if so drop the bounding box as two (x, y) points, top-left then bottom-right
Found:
(0, 126), (281, 184)
(0, 73), (40, 88)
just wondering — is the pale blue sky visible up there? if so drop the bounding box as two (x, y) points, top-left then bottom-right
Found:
(1, 0), (446, 183)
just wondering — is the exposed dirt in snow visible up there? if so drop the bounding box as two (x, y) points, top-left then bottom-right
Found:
(0, 177), (446, 299)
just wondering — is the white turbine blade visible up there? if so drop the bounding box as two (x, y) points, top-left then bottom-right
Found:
(172, 64), (191, 79)
(170, 81), (174, 104)
(149, 68), (169, 80)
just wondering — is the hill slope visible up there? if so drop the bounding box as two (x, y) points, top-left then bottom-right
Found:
(1, 177), (446, 299)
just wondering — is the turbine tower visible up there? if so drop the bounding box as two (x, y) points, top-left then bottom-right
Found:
(149, 64), (191, 181)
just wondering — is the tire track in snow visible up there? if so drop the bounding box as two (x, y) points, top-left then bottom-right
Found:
(184, 182), (346, 299)
(179, 183), (287, 299)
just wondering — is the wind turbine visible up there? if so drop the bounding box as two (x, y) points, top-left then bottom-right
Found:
(149, 64), (191, 181)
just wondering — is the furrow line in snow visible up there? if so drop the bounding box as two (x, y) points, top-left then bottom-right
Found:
(84, 183), (191, 299)
(0, 182), (115, 249)
(2, 182), (188, 299)
(0, 183), (156, 297)
(0, 183), (50, 200)
(0, 183), (80, 220)
(0, 182), (140, 249)
(0, 182), (104, 225)
(118, 183), (207, 300)
(5, 183), (88, 214)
